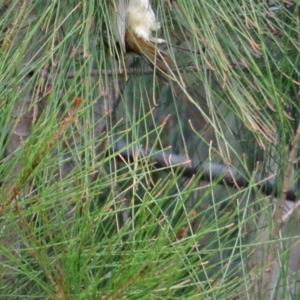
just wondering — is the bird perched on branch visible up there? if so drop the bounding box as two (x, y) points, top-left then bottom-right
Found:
(125, 0), (175, 81)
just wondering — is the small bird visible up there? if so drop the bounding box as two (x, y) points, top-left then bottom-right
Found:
(125, 0), (175, 81)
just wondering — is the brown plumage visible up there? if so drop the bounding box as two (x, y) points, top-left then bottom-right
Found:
(125, 29), (175, 81)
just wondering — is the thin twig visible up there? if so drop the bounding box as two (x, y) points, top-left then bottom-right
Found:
(65, 65), (200, 79)
(263, 120), (300, 298)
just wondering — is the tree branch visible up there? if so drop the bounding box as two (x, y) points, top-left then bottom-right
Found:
(111, 139), (297, 202)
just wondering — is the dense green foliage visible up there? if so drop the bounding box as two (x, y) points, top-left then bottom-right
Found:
(0, 0), (299, 299)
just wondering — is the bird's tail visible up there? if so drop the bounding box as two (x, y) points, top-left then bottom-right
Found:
(125, 30), (176, 81)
